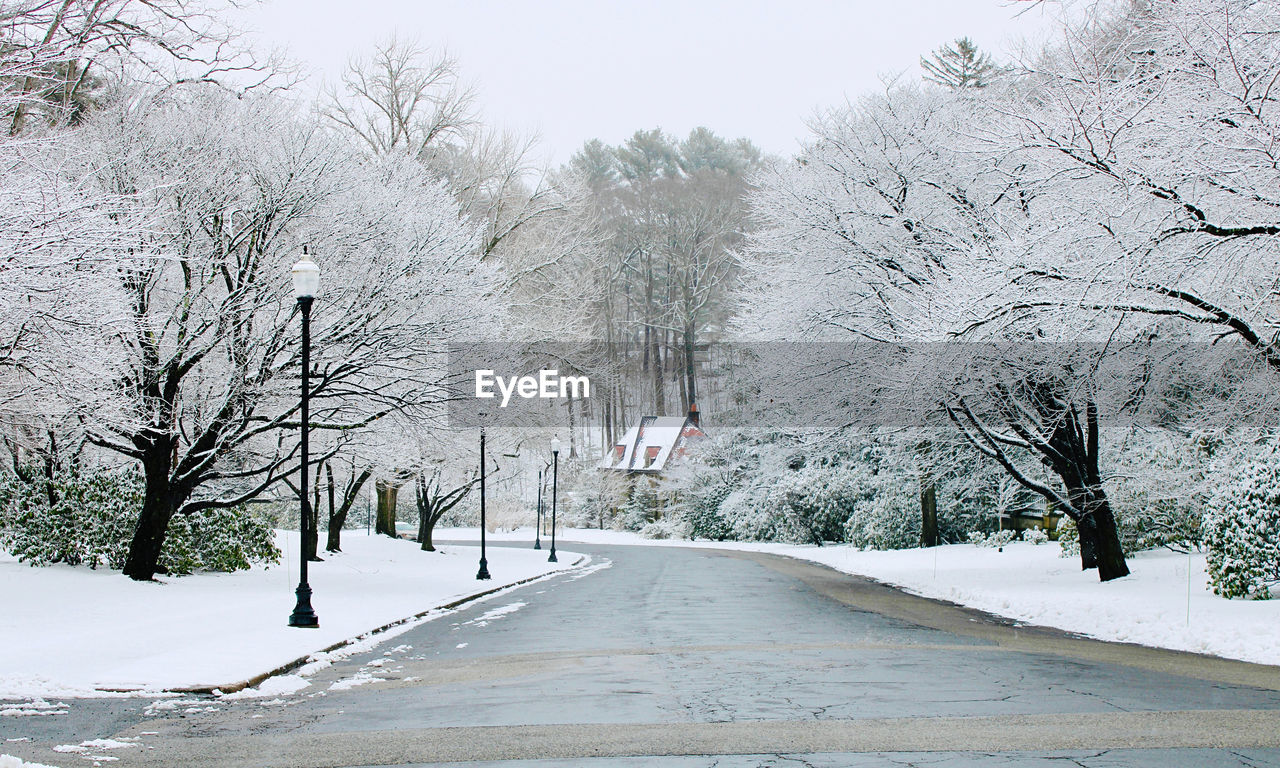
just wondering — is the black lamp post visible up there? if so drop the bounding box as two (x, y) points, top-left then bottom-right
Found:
(477, 427), (491, 580)
(548, 438), (560, 563)
(288, 249), (320, 629)
(534, 467), (543, 550)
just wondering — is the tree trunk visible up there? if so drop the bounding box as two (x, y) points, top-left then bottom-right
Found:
(328, 467), (371, 553)
(326, 514), (344, 552)
(964, 389), (1130, 582)
(603, 384), (614, 453)
(652, 330), (665, 414)
(416, 475), (434, 551)
(420, 516), (436, 551)
(1090, 496), (1128, 581)
(1048, 397), (1127, 581)
(684, 323), (696, 410)
(920, 478), (938, 547)
(567, 387), (578, 458)
(326, 463), (342, 552)
(1076, 514), (1100, 570)
(1070, 484), (1125, 579)
(306, 461), (323, 561)
(375, 478), (399, 537)
(123, 445), (179, 581)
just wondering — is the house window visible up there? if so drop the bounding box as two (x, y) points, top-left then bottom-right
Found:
(644, 446), (661, 468)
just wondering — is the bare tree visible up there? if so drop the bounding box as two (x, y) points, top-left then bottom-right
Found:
(320, 36), (476, 160)
(415, 466), (479, 552)
(72, 85), (493, 580)
(3, 0), (276, 135)
(743, 84), (1135, 580)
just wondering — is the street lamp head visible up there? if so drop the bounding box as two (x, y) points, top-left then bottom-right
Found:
(551, 437), (561, 456)
(291, 249), (320, 300)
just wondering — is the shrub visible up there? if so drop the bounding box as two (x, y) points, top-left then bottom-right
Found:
(844, 470), (918, 550)
(1025, 527), (1049, 545)
(1106, 431), (1212, 553)
(969, 529), (1017, 548)
(566, 470), (627, 530)
(0, 464), (280, 574)
(1057, 516), (1079, 558)
(777, 465), (860, 545)
(0, 463), (140, 568)
(622, 481), (663, 531)
(1204, 442), (1280, 599)
(639, 519), (689, 540)
(676, 478), (734, 541)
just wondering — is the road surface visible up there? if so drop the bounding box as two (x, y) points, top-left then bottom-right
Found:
(4, 541), (1280, 767)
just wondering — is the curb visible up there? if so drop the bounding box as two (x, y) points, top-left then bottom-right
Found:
(112, 554), (587, 697)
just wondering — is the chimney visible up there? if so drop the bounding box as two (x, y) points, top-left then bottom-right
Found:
(687, 402), (699, 427)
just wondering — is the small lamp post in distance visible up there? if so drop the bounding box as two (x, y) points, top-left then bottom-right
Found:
(477, 426), (491, 580)
(548, 437), (560, 563)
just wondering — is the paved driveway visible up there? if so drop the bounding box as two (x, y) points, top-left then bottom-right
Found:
(4, 542), (1280, 767)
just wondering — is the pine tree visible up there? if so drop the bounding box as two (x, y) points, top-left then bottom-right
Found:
(921, 37), (998, 89)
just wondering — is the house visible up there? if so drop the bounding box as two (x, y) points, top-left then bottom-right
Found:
(599, 404), (707, 475)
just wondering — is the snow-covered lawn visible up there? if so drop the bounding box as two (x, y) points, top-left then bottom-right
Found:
(440, 527), (1280, 667)
(0, 531), (582, 699)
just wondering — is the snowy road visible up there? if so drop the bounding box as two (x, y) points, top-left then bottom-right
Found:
(4, 542), (1280, 767)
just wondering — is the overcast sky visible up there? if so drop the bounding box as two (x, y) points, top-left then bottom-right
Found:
(243, 1), (1063, 167)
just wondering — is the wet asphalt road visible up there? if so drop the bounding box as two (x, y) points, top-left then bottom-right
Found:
(4, 541), (1280, 767)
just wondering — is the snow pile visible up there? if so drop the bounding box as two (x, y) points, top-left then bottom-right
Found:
(0, 531), (580, 698)
(0, 755), (57, 768)
(0, 700), (66, 718)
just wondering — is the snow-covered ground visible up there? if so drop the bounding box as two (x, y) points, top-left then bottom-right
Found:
(0, 531), (582, 699)
(439, 527), (1280, 667)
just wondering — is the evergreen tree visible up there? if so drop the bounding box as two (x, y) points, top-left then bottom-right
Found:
(921, 37), (998, 89)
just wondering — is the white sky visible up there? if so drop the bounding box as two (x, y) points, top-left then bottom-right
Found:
(242, 1), (1063, 167)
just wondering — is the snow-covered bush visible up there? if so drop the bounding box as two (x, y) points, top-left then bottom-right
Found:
(1057, 516), (1079, 558)
(674, 478), (733, 541)
(719, 486), (784, 541)
(0, 463), (139, 569)
(154, 506), (282, 575)
(662, 448), (738, 540)
(1025, 527), (1049, 545)
(1106, 431), (1213, 553)
(661, 430), (798, 542)
(1203, 442), (1280, 599)
(565, 469), (628, 530)
(988, 529), (1016, 548)
(0, 464), (279, 574)
(777, 465), (860, 545)
(639, 519), (689, 540)
(934, 444), (1038, 542)
(843, 464), (918, 550)
(622, 481), (663, 531)
(969, 529), (1017, 548)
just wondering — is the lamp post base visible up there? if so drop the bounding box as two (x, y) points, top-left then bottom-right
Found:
(534, 538), (541, 550)
(476, 557), (491, 580)
(288, 584), (319, 628)
(548, 549), (557, 563)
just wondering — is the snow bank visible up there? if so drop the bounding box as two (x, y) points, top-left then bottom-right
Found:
(0, 531), (580, 698)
